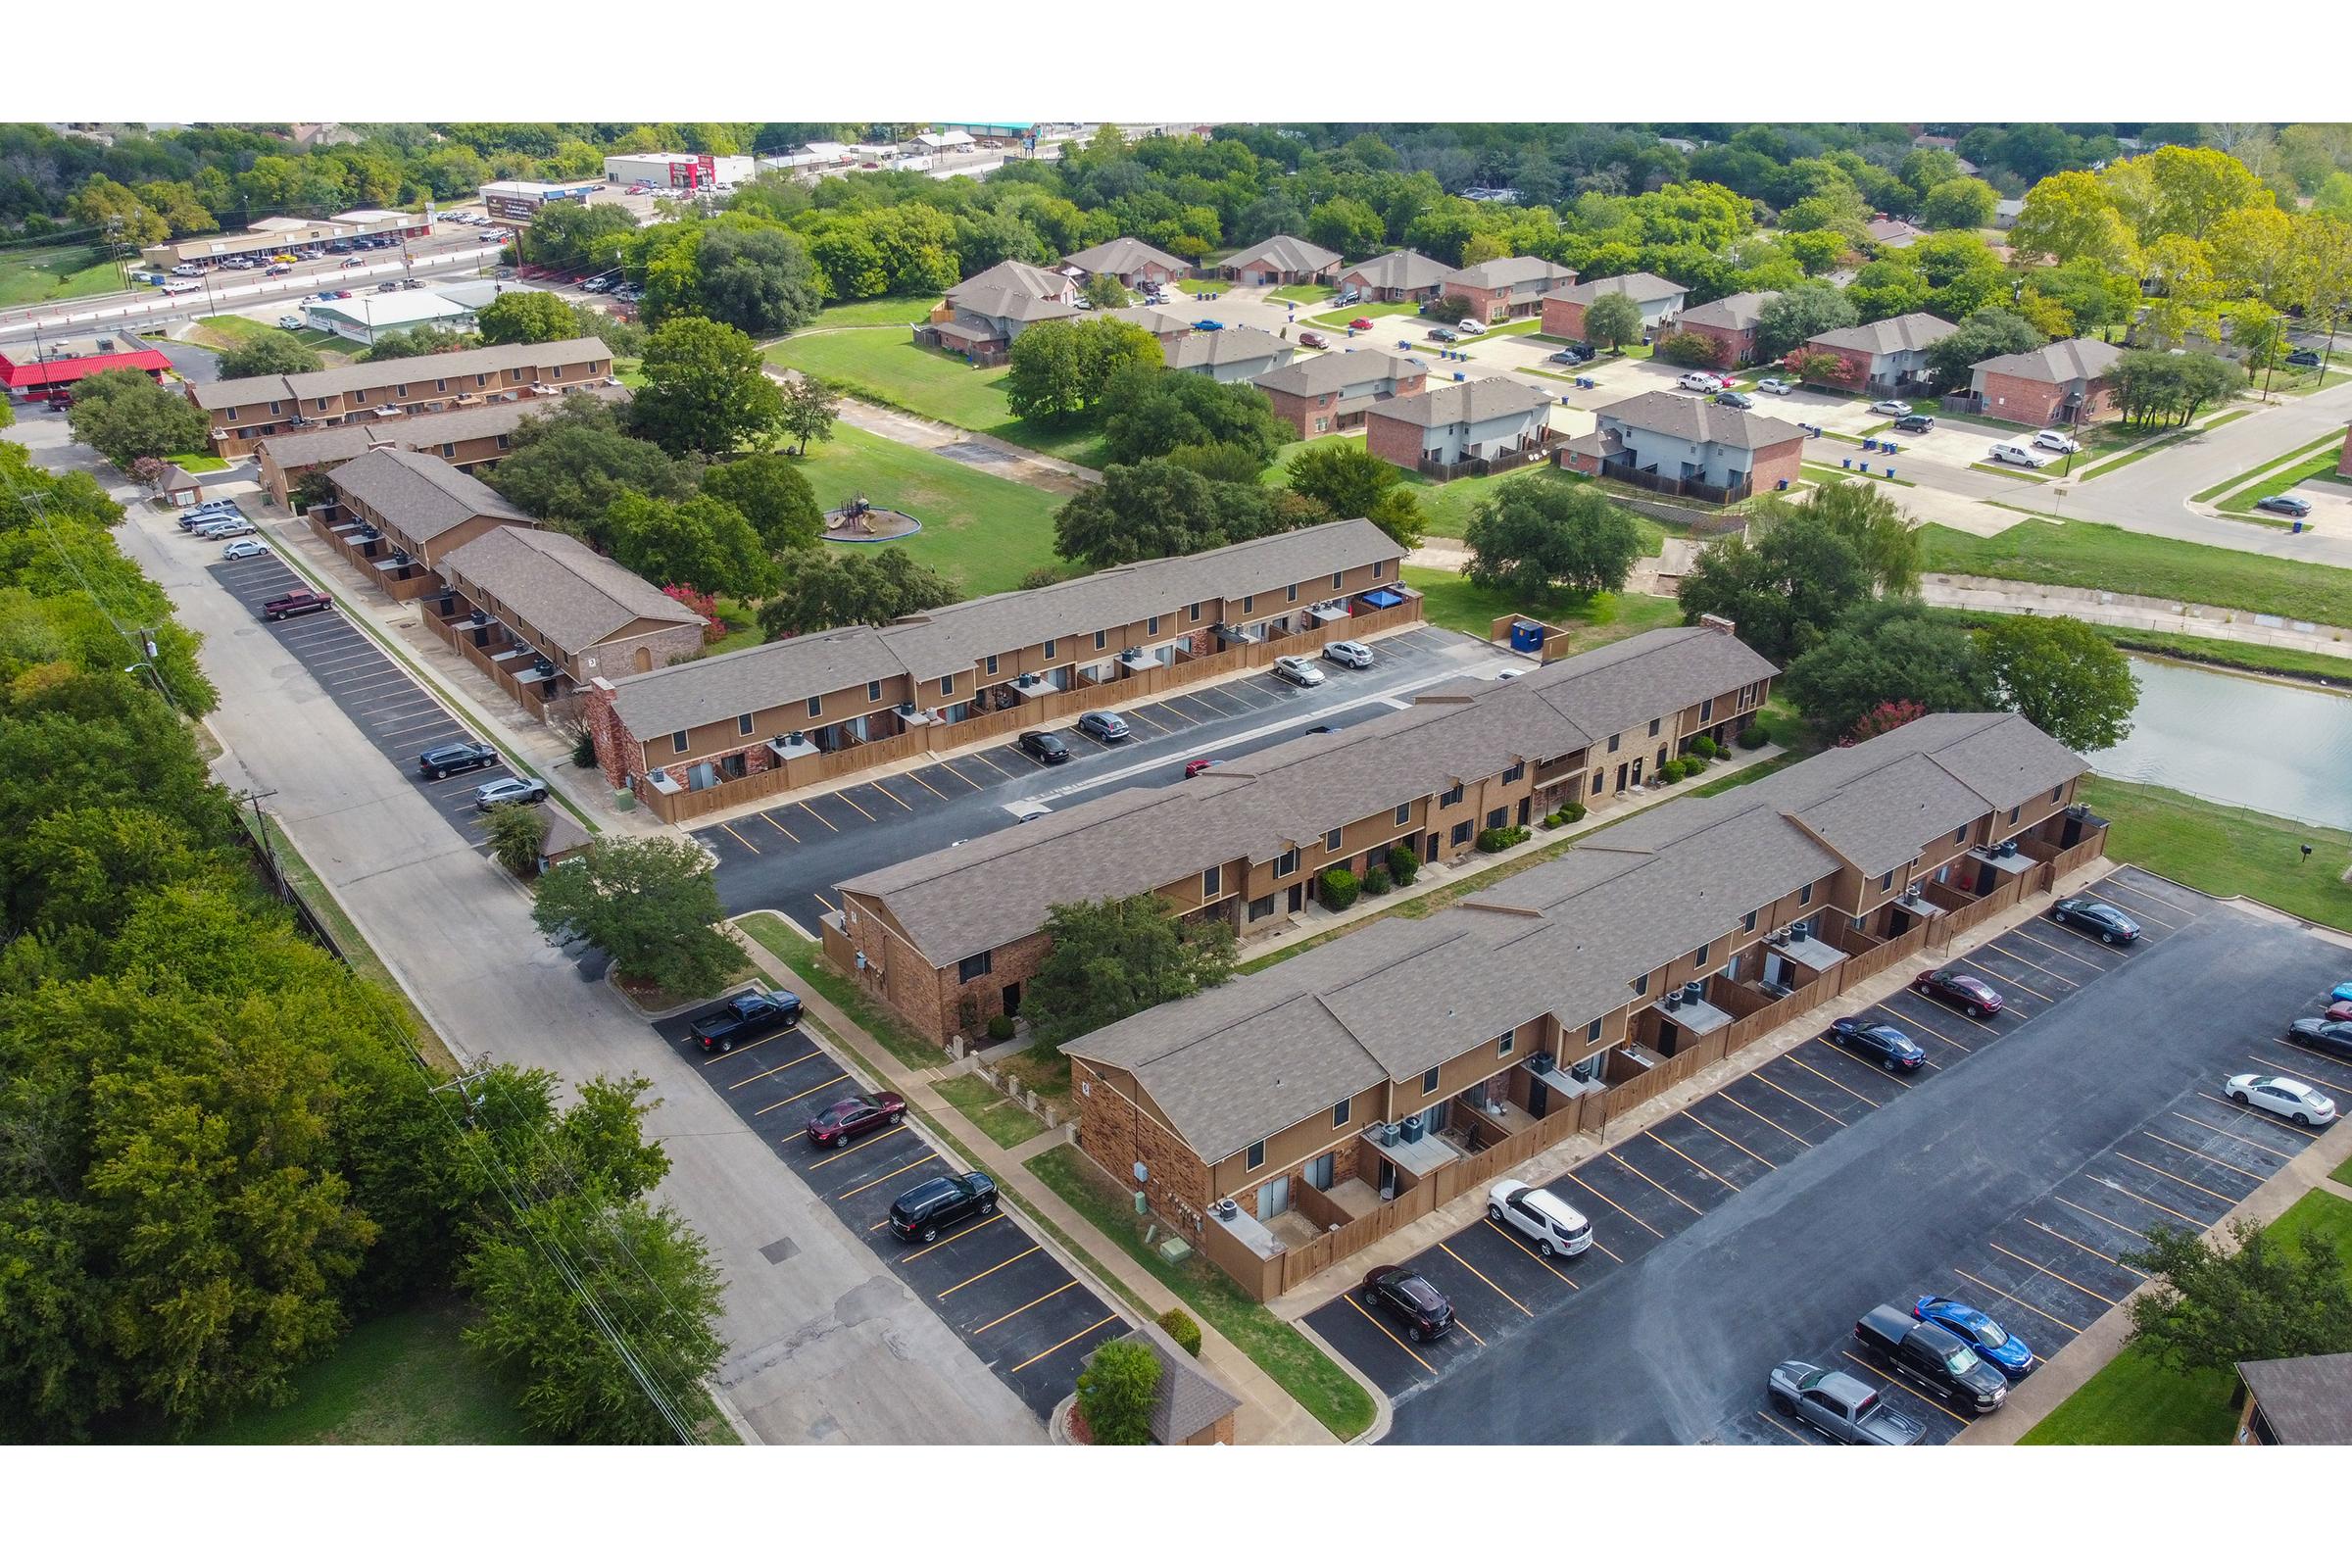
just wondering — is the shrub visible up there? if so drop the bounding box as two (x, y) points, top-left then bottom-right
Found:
(1737, 723), (1769, 750)
(1018, 564), (1068, 590)
(1655, 330), (1725, 369)
(483, 802), (548, 878)
(1076, 1339), (1160, 1446)
(1427, 293), (1474, 324)
(1475, 825), (1531, 854)
(1657, 759), (1688, 784)
(1688, 735), (1719, 760)
(1682, 756), (1708, 775)
(567, 723), (599, 768)
(1560, 801), (1587, 822)
(1386, 844), (1420, 886)
(1156, 1307), (1202, 1356)
(985, 1012), (1017, 1042)
(1363, 864), (1393, 897)
(661, 582), (726, 644)
(1319, 867), (1359, 910)
(1542, 811), (1563, 829)
(957, 995), (981, 1037)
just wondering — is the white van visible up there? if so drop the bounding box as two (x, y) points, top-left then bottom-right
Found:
(1986, 442), (2050, 468)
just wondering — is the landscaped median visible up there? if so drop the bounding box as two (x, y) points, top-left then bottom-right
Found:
(1918, 516), (2352, 630)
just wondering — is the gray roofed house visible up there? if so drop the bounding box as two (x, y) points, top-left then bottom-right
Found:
(1339, 249), (1453, 300)
(1222, 234), (1342, 284)
(1576, 389), (1809, 498)
(923, 259), (1081, 360)
(1592, 390), (1806, 451)
(327, 447), (533, 567)
(1165, 324), (1295, 383)
(1363, 375), (1558, 471)
(2236, 1353), (2352, 1445)
(1101, 305), (1194, 342)
(1677, 291), (1778, 333)
(1804, 312), (1958, 393)
(1446, 256), (1577, 293)
(1967, 338), (2125, 426)
(1545, 271), (1689, 310)
(1062, 236), (1188, 284)
(1253, 348), (1428, 400)
(1373, 376), (1553, 430)
(1865, 217), (1926, 248)
(438, 525), (702, 669)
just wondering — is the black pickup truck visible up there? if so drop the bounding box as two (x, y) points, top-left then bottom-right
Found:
(688, 988), (804, 1054)
(1853, 1302), (2009, 1413)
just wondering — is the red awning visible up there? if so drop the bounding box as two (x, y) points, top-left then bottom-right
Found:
(0, 349), (174, 391)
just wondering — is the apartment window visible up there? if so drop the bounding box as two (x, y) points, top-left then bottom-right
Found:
(475, 374), (487, 388)
(1274, 850), (1298, 878)
(509, 368), (524, 382)
(2051, 785), (2064, 802)
(1880, 870), (1893, 892)
(1700, 698), (1714, 721)
(1319, 828), (1343, 856)
(1501, 760), (1525, 785)
(1648, 718), (1661, 737)
(1587, 1017), (1604, 1044)
(2007, 806), (2021, 825)
(1440, 783), (1464, 808)
(1635, 973), (1648, 996)
(670, 730), (689, 754)
(317, 397), (330, 411)
(1202, 865), (1222, 899)
(1372, 561), (1387, 579)
(1189, 602), (1202, 622)
(1044, 638), (1057, 660)
(1395, 802), (1412, 826)
(1246, 1142), (1265, 1172)
(941, 673), (955, 697)
(1243, 595), (1254, 612)
(435, 378), (447, 393)
(1496, 1028), (1515, 1058)
(984, 655), (999, 676)
(737, 713), (754, 737)
(1248, 894), (1275, 921)
(958, 952), (993, 983)
(807, 696), (822, 718)
(441, 443), (456, 458)
(1423, 1066), (1441, 1094)
(1286, 584), (1298, 604)
(495, 434), (510, 451)
(1485, 808), (1506, 831)
(1592, 769), (1605, 794)
(1094, 630), (1107, 651)
(1693, 943), (1709, 967)
(1450, 821), (1472, 847)
(267, 400), (280, 415)
(864, 680), (882, 704)
(1606, 734), (1620, 754)
(1147, 615), (1159, 635)
(395, 384), (408, 398)
(1955, 826), (1966, 844)
(1332, 1098), (1350, 1129)
(1799, 882), (1814, 906)
(1332, 571), (1344, 590)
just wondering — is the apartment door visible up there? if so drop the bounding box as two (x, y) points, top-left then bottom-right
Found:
(1304, 1152), (1335, 1191)
(1256, 1174), (1291, 1221)
(1655, 1017), (1679, 1055)
(1001, 981), (1021, 1017)
(1630, 759), (1644, 786)
(1614, 763), (1628, 793)
(1528, 1076), (1548, 1119)
(1288, 883), (1304, 915)
(1517, 798), (1531, 827)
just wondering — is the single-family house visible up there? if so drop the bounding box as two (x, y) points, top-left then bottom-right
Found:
(1966, 338), (2124, 426)
(1339, 249), (1452, 304)
(1101, 306), (1195, 348)
(913, 259), (1079, 365)
(1221, 234), (1342, 287)
(1062, 236), (1189, 291)
(1800, 313), (1957, 395)
(1993, 198), (2025, 230)
(1540, 272), (1689, 343)
(1166, 325), (1295, 383)
(1671, 291), (1780, 368)
(1865, 217), (1925, 249)
(1561, 390), (1806, 504)
(1363, 376), (1559, 477)
(1441, 256), (1579, 321)
(1252, 348), (1430, 438)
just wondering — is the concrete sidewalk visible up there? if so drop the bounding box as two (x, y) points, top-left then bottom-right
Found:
(1922, 572), (2352, 663)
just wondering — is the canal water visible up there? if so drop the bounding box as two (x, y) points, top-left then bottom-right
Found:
(2086, 656), (2352, 831)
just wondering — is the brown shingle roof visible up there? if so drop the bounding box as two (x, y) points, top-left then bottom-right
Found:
(1343, 250), (1450, 291)
(256, 384), (629, 469)
(1969, 337), (2123, 384)
(1369, 376), (1553, 429)
(1224, 234), (1341, 274)
(1677, 290), (1779, 332)
(191, 336), (612, 410)
(1593, 389), (1808, 452)
(1808, 313), (1957, 358)
(328, 447), (533, 541)
(1063, 236), (1187, 275)
(1545, 271), (1687, 308)
(440, 526), (700, 655)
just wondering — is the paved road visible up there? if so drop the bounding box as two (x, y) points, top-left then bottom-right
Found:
(1309, 872), (2351, 1444)
(692, 626), (1520, 930)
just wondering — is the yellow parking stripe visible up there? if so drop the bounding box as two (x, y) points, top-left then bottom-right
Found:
(872, 781), (912, 811)
(1952, 1266), (2083, 1336)
(1439, 1241), (1534, 1315)
(1989, 1241), (2120, 1306)
(2259, 1047), (2352, 1099)
(812, 891), (839, 913)
(904, 1215), (1002, 1261)
(1881, 1006), (1973, 1054)
(907, 771), (947, 799)
(1718, 1089), (1812, 1147)
(963, 750), (1010, 777)
(1563, 1170), (1666, 1240)
(724, 1047), (820, 1088)
(971, 1279), (1078, 1334)
(2086, 890), (2178, 929)
(2027, 1217), (2147, 1276)
(1008, 1313), (1123, 1374)
(940, 761), (980, 790)
(1681, 1113), (1778, 1171)
(836, 791), (876, 822)
(809, 1123), (906, 1167)
(1751, 1070), (1847, 1127)
(1343, 1293), (1436, 1374)
(2084, 1171), (2204, 1227)
(1607, 1150), (1708, 1215)
(1756, 1406), (1819, 1445)
(2050, 1194), (2151, 1244)
(1973, 966), (2052, 1004)
(839, 1152), (939, 1200)
(1479, 1219), (1584, 1284)
(2012, 926), (2109, 969)
(798, 800), (838, 832)
(1838, 1349), (1974, 1424)
(1984, 943), (2077, 988)
(1644, 1129), (1740, 1190)
(753, 1073), (846, 1115)
(2106, 878), (2194, 916)
(759, 809), (800, 844)
(718, 820), (761, 855)
(2168, 1108), (2298, 1157)
(2196, 1090), (2319, 1138)
(940, 1243), (1038, 1296)
(1908, 988), (2004, 1033)
(2114, 1150), (2244, 1205)
(1451, 1314), (1486, 1348)
(1787, 1054), (1881, 1109)
(2139, 1129), (2267, 1182)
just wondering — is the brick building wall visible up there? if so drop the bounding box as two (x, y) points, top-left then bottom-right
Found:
(1679, 320), (1757, 368)
(1072, 1060), (1214, 1220)
(1750, 436), (1804, 495)
(1264, 386), (1337, 438)
(1974, 369), (2118, 426)
(1363, 410), (1427, 469)
(587, 620), (705, 683)
(1541, 296), (1589, 340)
(580, 678), (633, 787)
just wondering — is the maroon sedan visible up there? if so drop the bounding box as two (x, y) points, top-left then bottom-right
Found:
(806, 1092), (906, 1148)
(1913, 967), (2004, 1018)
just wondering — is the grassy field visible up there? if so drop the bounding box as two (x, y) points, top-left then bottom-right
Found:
(2078, 777), (2352, 933)
(707, 595), (762, 657)
(2337, 1152), (2352, 1185)
(1416, 460), (1672, 541)
(1170, 276), (1230, 299)
(2024, 1188), (2352, 1445)
(2219, 449), (2349, 515)
(1918, 517), (2352, 629)
(2076, 429), (2191, 481)
(788, 423), (1062, 597)
(190, 313), (349, 358)
(1026, 1146), (1374, 1440)
(1269, 283), (1336, 306)
(1403, 565), (1683, 650)
(794, 296), (941, 331)
(164, 452), (230, 473)
(764, 330), (1110, 469)
(190, 1298), (528, 1444)
(1307, 299), (1419, 328)
(2191, 429), (2345, 504)
(935, 1071), (1047, 1149)
(0, 242), (122, 309)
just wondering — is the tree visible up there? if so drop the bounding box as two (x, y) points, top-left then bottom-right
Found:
(1082, 272), (1128, 310)
(490, 394), (696, 539)
(2226, 301), (2288, 383)
(63, 370), (208, 468)
(2008, 170), (2138, 270)
(1654, 330), (1725, 368)
(1754, 282), (1859, 360)
(776, 375), (839, 458)
(1779, 602), (1987, 737)
(215, 327), (322, 379)
(530, 836), (742, 997)
(483, 801), (548, 877)
(1100, 364), (1290, 466)
(605, 491), (779, 601)
(1924, 306), (2044, 392)
(1003, 318), (1162, 421)
(1749, 481), (1921, 596)
(694, 222), (823, 336)
(1053, 461), (1236, 569)
(1463, 478), (1644, 602)
(630, 317), (784, 456)
(1920, 176), (1998, 231)
(1676, 514), (1873, 664)
(1973, 616), (2138, 752)
(1581, 292), (1644, 353)
(527, 201), (641, 273)
(1306, 196), (1385, 261)
(2118, 1219), (2352, 1377)
(1075, 1338), (1160, 1446)
(1025, 893), (1237, 1048)
(476, 289), (581, 346)
(700, 454), (823, 555)
(755, 547), (956, 639)
(361, 324), (475, 362)
(1286, 442), (1414, 524)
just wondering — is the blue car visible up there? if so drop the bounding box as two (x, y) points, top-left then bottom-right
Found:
(1829, 1016), (1926, 1071)
(1192, 318), (1225, 331)
(1913, 1295), (2034, 1379)
(2332, 980), (2352, 1005)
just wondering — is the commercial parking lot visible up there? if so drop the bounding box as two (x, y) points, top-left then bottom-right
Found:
(693, 624), (1509, 931)
(1302, 869), (2352, 1444)
(652, 1009), (1128, 1418)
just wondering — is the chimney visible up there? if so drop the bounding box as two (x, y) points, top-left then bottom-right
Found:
(1698, 613), (1737, 637)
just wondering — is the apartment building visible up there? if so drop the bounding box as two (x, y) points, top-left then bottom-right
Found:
(187, 336), (614, 459)
(1672, 290), (1781, 368)
(252, 383), (630, 506)
(1221, 234), (1342, 287)
(1801, 313), (1957, 395)
(1165, 325), (1295, 383)
(1059, 710), (2106, 1297)
(1062, 236), (1190, 290)
(1253, 348), (1429, 439)
(912, 260), (1079, 365)
(1337, 250), (1452, 304)
(580, 517), (1418, 819)
(1540, 271), (1690, 342)
(833, 622), (1777, 1044)
(1441, 256), (1579, 320)
(1561, 390), (1807, 504)
(322, 446), (534, 574)
(1363, 376), (1560, 478)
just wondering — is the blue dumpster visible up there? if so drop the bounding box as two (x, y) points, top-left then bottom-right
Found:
(1508, 619), (1546, 655)
(1453, 370), (1466, 381)
(1841, 457), (1852, 468)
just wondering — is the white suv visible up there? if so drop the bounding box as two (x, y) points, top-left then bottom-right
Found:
(1454, 317), (1488, 335)
(2032, 429), (2080, 453)
(1489, 1179), (1593, 1258)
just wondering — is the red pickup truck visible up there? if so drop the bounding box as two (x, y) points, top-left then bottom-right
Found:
(262, 589), (333, 622)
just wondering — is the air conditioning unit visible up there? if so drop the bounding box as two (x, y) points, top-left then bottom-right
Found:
(1375, 1122), (1397, 1148)
(1907, 882), (1923, 899)
(1210, 1197), (1238, 1221)
(1788, 919), (1810, 941)
(1999, 839), (2020, 857)
(1681, 981), (1702, 1004)
(1663, 994), (1681, 1012)
(785, 730), (807, 747)
(1121, 647), (1141, 661)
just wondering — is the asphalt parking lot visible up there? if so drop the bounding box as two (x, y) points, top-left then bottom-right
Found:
(691, 624), (1506, 931)
(1301, 868), (2352, 1445)
(207, 549), (531, 854)
(654, 1008), (1128, 1418)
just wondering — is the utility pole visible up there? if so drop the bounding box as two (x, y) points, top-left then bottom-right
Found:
(239, 785), (283, 893)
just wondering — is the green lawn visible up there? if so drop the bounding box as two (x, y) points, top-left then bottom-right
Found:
(189, 1298), (529, 1445)
(1462, 318), (1544, 339)
(764, 331), (1110, 469)
(190, 314), (348, 358)
(1416, 462), (1672, 544)
(1269, 283), (1336, 306)
(1918, 517), (2352, 629)
(736, 912), (943, 1071)
(2024, 1189), (2352, 1444)
(2079, 777), (2352, 933)
(2220, 449), (2348, 515)
(1170, 276), (1230, 299)
(788, 423), (1061, 597)
(707, 595), (761, 657)
(1922, 605), (2352, 687)
(1306, 299), (1419, 328)
(0, 243), (123, 309)
(164, 452), (230, 473)
(794, 296), (942, 331)
(2077, 429), (2192, 482)
(936, 1071), (1047, 1149)
(1026, 1145), (1374, 1440)
(2334, 1152), (2352, 1186)
(1403, 565), (1684, 651)
(2191, 430), (2345, 504)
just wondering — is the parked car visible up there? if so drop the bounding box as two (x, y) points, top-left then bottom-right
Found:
(1891, 413), (1936, 433)
(1076, 710), (1131, 744)
(1016, 730), (1070, 765)
(1323, 639), (1374, 669)
(2332, 980), (2352, 1005)
(2325, 1000), (2352, 1023)
(690, 988), (803, 1054)
(2047, 896), (2140, 944)
(1548, 344), (1595, 365)
(1828, 1017), (1927, 1071)
(1273, 654), (1327, 687)
(1487, 1179), (1592, 1258)
(2227, 1073), (2338, 1127)
(2033, 429), (2081, 453)
(2287, 1017), (2352, 1056)
(1183, 758), (1225, 779)
(375, 281), (400, 293)
(1767, 1361), (1925, 1445)
(220, 538), (270, 562)
(194, 517), (256, 539)
(1853, 1301), (2009, 1413)
(1192, 318), (1225, 331)
(1298, 330), (1330, 349)
(171, 263), (202, 277)
(2286, 347), (2323, 368)
(1426, 326), (1458, 342)
(2255, 493), (2312, 518)
(1678, 370), (1726, 393)
(1868, 399), (1912, 416)
(1454, 317), (1487, 335)
(471, 775), (548, 809)
(1333, 288), (1361, 306)
(179, 503), (242, 529)
(342, 258), (364, 270)
(1358, 1265), (1453, 1343)
(266, 263), (293, 276)
(1913, 1296), (2034, 1380)
(262, 589), (333, 621)
(806, 1091), (906, 1149)
(1755, 376), (1794, 395)
(1348, 318), (1375, 331)
(581, 276), (612, 293)
(417, 740), (499, 780)
(276, 315), (304, 329)
(1715, 389), (1754, 410)
(1986, 441), (2051, 468)
(888, 1171), (998, 1242)
(1912, 967), (2003, 1017)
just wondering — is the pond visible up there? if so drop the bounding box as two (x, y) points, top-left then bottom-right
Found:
(2086, 657), (2352, 831)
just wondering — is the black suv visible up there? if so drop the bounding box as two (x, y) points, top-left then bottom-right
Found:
(1359, 1264), (1453, 1343)
(1891, 414), (1936, 433)
(889, 1172), (999, 1242)
(689, 989), (803, 1054)
(418, 740), (499, 779)
(1853, 1302), (2008, 1413)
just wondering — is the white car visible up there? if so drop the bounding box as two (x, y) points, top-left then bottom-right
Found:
(1986, 442), (2051, 468)
(1679, 370), (1727, 393)
(2228, 1074), (2337, 1127)
(1323, 639), (1374, 669)
(1755, 376), (1795, 395)
(1454, 317), (1487, 335)
(276, 315), (304, 330)
(472, 776), (549, 810)
(1272, 654), (1326, 688)
(2033, 429), (2081, 454)
(194, 517), (256, 539)
(1868, 399), (1912, 416)
(1488, 1179), (1593, 1258)
(220, 538), (270, 562)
